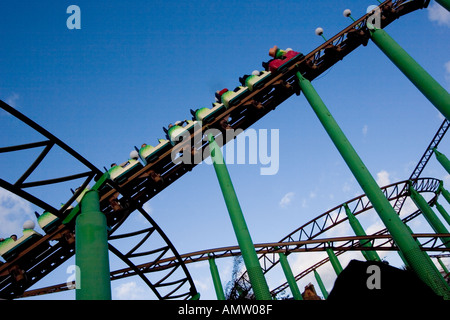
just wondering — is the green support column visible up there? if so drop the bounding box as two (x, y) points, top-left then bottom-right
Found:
(208, 255), (225, 300)
(397, 224), (415, 269)
(403, 223), (444, 282)
(368, 25), (450, 121)
(343, 204), (381, 262)
(436, 0), (450, 12)
(439, 184), (450, 205)
(277, 249), (302, 300)
(75, 190), (111, 300)
(296, 72), (450, 299)
(314, 269), (328, 300)
(435, 200), (450, 226)
(208, 134), (272, 300)
(433, 148), (450, 174)
(326, 244), (343, 276)
(409, 182), (450, 249)
(438, 258), (450, 276)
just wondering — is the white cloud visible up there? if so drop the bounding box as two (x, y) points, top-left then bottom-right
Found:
(362, 124), (368, 137)
(114, 281), (148, 300)
(428, 2), (450, 26)
(0, 187), (34, 238)
(445, 61), (450, 76)
(6, 93), (20, 108)
(365, 219), (386, 236)
(444, 174), (450, 186)
(376, 170), (391, 187)
(1, 93), (20, 116)
(279, 192), (295, 208)
(193, 278), (210, 292)
(301, 198), (308, 208)
(342, 182), (352, 193)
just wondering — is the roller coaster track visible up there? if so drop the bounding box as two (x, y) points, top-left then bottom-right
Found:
(20, 177), (446, 297)
(19, 233), (450, 298)
(0, 0), (432, 299)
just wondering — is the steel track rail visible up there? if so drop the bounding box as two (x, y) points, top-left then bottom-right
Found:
(20, 233), (449, 298)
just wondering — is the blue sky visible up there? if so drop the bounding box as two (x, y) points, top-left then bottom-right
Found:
(1, 1), (450, 300)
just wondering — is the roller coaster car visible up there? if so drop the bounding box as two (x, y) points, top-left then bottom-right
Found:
(239, 70), (272, 91)
(36, 210), (60, 234)
(164, 120), (197, 146)
(109, 158), (143, 184)
(34, 203), (72, 234)
(0, 222), (43, 262)
(74, 187), (90, 203)
(217, 86), (249, 108)
(191, 102), (226, 124)
(263, 48), (303, 73)
(139, 139), (171, 165)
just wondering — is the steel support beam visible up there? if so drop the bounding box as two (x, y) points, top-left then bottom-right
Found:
(75, 190), (111, 300)
(438, 257), (450, 276)
(435, 201), (450, 226)
(314, 269), (328, 300)
(368, 26), (450, 121)
(326, 245), (343, 276)
(208, 256), (225, 300)
(296, 71), (450, 299)
(344, 203), (381, 262)
(208, 134), (272, 300)
(440, 184), (450, 205)
(434, 148), (450, 174)
(409, 182), (450, 249)
(277, 250), (302, 300)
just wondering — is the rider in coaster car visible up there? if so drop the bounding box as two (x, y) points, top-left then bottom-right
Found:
(263, 46), (300, 72)
(215, 88), (229, 103)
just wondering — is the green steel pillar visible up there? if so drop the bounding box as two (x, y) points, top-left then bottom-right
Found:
(433, 148), (450, 174)
(326, 244), (343, 276)
(403, 223), (445, 280)
(439, 184), (450, 205)
(296, 72), (450, 299)
(75, 190), (111, 300)
(343, 204), (381, 262)
(438, 258), (450, 276)
(398, 224), (415, 269)
(436, 0), (450, 12)
(435, 200), (450, 226)
(208, 134), (272, 300)
(368, 25), (450, 121)
(314, 269), (328, 300)
(276, 248), (302, 300)
(208, 255), (225, 300)
(409, 182), (450, 249)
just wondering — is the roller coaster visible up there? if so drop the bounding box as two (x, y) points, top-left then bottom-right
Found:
(1, 0), (449, 300)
